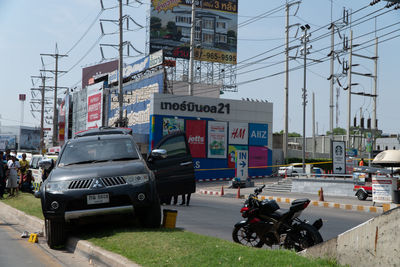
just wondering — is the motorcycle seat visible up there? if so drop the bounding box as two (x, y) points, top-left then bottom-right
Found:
(269, 209), (289, 220)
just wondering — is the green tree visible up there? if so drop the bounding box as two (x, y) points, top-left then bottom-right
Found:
(274, 130), (301, 137)
(326, 127), (346, 136)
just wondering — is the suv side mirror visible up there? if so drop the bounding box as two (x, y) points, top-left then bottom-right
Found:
(150, 149), (167, 160)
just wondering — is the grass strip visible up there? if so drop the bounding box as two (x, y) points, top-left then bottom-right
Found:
(1, 193), (340, 267)
(0, 192), (44, 219)
(83, 227), (339, 267)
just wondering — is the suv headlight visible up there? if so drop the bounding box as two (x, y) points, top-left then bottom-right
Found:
(124, 174), (149, 185)
(45, 181), (70, 193)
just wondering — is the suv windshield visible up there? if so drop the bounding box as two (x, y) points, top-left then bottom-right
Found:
(58, 138), (140, 166)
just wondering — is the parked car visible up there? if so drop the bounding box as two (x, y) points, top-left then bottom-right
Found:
(37, 127), (195, 248)
(278, 163), (304, 177)
(278, 164), (322, 177)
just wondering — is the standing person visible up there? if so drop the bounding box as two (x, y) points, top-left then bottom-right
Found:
(3, 149), (10, 161)
(0, 151), (5, 199)
(179, 193), (191, 206)
(6, 156), (20, 197)
(18, 153), (30, 191)
(359, 158), (365, 166)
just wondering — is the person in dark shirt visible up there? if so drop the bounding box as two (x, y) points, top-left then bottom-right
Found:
(0, 151), (5, 199)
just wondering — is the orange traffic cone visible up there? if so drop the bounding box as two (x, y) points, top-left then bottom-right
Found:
(319, 187), (325, 201)
(236, 186), (241, 199)
(220, 186), (224, 196)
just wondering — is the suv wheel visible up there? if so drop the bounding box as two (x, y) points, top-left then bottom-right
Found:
(45, 219), (66, 249)
(137, 198), (161, 228)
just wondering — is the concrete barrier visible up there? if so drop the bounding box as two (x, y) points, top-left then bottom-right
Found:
(291, 178), (355, 197)
(303, 207), (400, 267)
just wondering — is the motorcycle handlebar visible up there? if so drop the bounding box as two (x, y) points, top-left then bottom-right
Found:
(254, 185), (266, 195)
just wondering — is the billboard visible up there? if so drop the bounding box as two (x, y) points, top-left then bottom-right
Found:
(108, 51), (164, 84)
(150, 0), (238, 64)
(229, 122), (248, 145)
(82, 60), (118, 89)
(0, 135), (16, 150)
(87, 83), (103, 129)
(207, 121), (227, 158)
(249, 146), (268, 167)
(19, 128), (40, 151)
(163, 118), (184, 135)
(186, 120), (206, 158)
(249, 123), (268, 146)
(108, 71), (164, 135)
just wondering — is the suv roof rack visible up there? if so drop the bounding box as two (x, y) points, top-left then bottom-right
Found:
(74, 127), (132, 138)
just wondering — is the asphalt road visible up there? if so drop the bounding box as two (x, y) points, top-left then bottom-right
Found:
(0, 220), (90, 267)
(169, 193), (378, 242)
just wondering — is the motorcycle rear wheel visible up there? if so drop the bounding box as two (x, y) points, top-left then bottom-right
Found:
(232, 224), (264, 248)
(284, 223), (323, 252)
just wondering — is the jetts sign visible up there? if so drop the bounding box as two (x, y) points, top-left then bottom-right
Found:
(160, 101), (230, 114)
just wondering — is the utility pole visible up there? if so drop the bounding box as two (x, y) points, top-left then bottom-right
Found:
(188, 0), (196, 96)
(329, 23), (334, 139)
(300, 24), (311, 174)
(118, 0), (124, 125)
(312, 92), (316, 158)
(31, 74), (52, 155)
(346, 30), (353, 149)
(373, 37), (378, 131)
(41, 44), (67, 146)
(283, 0), (301, 162)
(100, 0), (143, 127)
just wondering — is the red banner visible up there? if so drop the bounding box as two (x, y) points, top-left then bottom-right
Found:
(186, 120), (206, 158)
(87, 92), (102, 123)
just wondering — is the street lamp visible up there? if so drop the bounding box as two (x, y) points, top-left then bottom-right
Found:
(300, 24), (311, 174)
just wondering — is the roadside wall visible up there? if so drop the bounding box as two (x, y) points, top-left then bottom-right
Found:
(291, 178), (354, 197)
(304, 207), (400, 267)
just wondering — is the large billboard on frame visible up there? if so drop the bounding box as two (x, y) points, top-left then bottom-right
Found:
(150, 0), (238, 64)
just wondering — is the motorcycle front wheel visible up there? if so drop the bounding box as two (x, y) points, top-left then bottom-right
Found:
(232, 224), (264, 248)
(284, 223), (323, 252)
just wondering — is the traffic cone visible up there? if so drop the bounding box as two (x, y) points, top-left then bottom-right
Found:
(220, 186), (224, 196)
(319, 187), (324, 201)
(236, 186), (241, 199)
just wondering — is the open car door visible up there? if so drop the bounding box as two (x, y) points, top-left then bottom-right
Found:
(147, 132), (195, 197)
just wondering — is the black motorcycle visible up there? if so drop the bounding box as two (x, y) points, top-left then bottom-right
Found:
(232, 185), (323, 251)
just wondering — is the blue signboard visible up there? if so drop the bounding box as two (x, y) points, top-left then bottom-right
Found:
(249, 123), (268, 146)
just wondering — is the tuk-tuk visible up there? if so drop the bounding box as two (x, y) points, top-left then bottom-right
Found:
(352, 166), (392, 201)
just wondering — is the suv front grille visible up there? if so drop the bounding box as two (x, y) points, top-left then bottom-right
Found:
(101, 176), (127, 187)
(68, 179), (93, 189)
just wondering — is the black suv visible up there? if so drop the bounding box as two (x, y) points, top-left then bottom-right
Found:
(39, 127), (195, 248)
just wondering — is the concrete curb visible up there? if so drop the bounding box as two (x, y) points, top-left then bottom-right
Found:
(198, 189), (400, 214)
(0, 202), (140, 267)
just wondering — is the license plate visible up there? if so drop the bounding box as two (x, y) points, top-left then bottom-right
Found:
(87, 193), (109, 205)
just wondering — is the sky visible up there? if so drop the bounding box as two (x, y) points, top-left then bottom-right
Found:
(0, 0), (399, 137)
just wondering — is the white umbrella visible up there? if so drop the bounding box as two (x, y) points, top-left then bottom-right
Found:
(372, 150), (400, 167)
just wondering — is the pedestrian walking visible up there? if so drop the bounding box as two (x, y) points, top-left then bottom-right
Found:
(6, 155), (20, 197)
